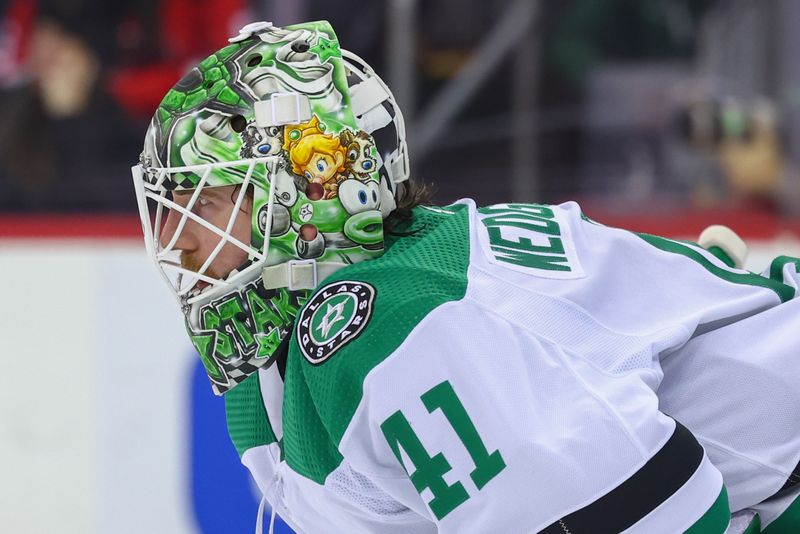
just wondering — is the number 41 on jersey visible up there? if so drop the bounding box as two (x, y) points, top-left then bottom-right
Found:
(380, 380), (507, 520)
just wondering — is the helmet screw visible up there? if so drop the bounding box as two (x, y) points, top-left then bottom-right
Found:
(258, 206), (269, 233)
(300, 224), (318, 241)
(305, 182), (324, 200)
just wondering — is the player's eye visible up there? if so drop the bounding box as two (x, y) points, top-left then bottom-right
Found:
(304, 171), (313, 180)
(184, 196), (204, 217)
(316, 159), (327, 172)
(191, 196), (211, 213)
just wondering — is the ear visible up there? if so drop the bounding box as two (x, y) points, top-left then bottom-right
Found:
(339, 130), (354, 145)
(334, 151), (345, 168)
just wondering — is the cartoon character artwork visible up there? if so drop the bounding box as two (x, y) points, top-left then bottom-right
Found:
(340, 130), (378, 180)
(139, 19), (386, 268)
(240, 124), (285, 159)
(284, 116), (349, 199)
(134, 20), (391, 393)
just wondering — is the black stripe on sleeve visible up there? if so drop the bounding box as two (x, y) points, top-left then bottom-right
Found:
(538, 421), (704, 534)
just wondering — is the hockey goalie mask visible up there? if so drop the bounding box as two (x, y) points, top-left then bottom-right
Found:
(132, 21), (409, 394)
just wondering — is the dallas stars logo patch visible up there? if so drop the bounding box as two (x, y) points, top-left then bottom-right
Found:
(297, 281), (376, 365)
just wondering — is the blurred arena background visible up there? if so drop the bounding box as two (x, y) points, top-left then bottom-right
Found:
(2, 1), (800, 533)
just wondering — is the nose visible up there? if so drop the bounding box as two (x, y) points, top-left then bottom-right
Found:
(159, 205), (196, 251)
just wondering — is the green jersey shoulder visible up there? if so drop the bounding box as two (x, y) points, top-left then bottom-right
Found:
(282, 203), (472, 483)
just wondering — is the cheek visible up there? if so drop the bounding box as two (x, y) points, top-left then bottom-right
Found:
(327, 161), (339, 177)
(212, 212), (251, 275)
(190, 216), (222, 252)
(231, 208), (252, 245)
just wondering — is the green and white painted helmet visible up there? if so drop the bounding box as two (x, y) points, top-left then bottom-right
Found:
(132, 20), (409, 395)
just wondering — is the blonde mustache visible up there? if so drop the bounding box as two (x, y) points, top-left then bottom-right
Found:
(180, 253), (221, 280)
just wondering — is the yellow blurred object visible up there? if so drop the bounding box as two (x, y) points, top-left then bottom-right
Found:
(718, 103), (784, 199)
(420, 48), (472, 79)
(28, 21), (100, 118)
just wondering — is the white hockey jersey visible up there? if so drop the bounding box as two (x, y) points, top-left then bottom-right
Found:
(222, 200), (800, 533)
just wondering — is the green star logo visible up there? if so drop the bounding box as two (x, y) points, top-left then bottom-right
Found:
(309, 35), (339, 64)
(297, 281), (376, 365)
(310, 293), (355, 344)
(255, 328), (282, 359)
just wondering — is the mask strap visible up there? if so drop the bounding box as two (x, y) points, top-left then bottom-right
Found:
(255, 92), (312, 127)
(261, 259), (349, 290)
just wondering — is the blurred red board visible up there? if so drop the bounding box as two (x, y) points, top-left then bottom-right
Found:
(0, 214), (142, 239)
(584, 206), (800, 239)
(0, 207), (799, 240)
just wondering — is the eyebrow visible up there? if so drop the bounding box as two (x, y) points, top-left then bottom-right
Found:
(203, 188), (230, 199)
(174, 187), (231, 201)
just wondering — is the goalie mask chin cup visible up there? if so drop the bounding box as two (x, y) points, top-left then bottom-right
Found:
(132, 20), (410, 395)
